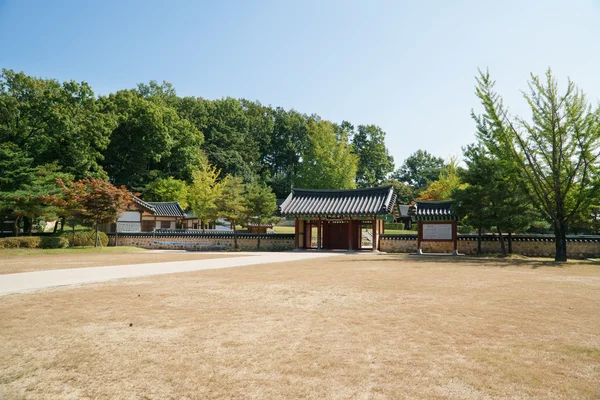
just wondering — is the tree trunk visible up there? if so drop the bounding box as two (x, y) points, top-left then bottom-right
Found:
(497, 228), (506, 256)
(554, 220), (568, 262)
(95, 222), (100, 248)
(72, 218), (76, 247)
(60, 216), (65, 233)
(477, 226), (482, 255)
(24, 217), (31, 235)
(232, 219), (239, 250)
(508, 232), (513, 254)
(13, 216), (21, 237)
(52, 219), (59, 234)
(257, 229), (261, 250)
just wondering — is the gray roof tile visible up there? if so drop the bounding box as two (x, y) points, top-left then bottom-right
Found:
(280, 186), (397, 216)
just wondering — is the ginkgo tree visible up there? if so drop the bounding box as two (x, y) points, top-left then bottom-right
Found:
(417, 158), (466, 201)
(473, 69), (600, 261)
(187, 160), (222, 232)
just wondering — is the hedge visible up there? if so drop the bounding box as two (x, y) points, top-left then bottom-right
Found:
(40, 236), (69, 249)
(0, 236), (42, 249)
(384, 222), (414, 231)
(0, 231), (107, 249)
(60, 230), (108, 247)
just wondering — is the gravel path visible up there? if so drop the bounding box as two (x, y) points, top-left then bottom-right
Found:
(0, 252), (338, 296)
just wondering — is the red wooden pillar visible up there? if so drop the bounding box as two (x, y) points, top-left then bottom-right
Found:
(372, 216), (377, 251)
(294, 217), (299, 249)
(452, 221), (458, 255)
(347, 219), (353, 251)
(317, 218), (322, 250)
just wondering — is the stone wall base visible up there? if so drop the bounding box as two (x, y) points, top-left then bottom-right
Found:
(109, 235), (295, 251)
(380, 238), (600, 259)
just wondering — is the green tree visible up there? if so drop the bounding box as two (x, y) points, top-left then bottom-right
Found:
(296, 120), (358, 189)
(473, 69), (600, 261)
(393, 150), (445, 191)
(187, 161), (222, 232)
(418, 158), (466, 201)
(0, 69), (116, 179)
(245, 182), (278, 249)
(0, 144), (72, 236)
(144, 177), (189, 209)
(199, 98), (259, 181)
(453, 144), (535, 255)
(352, 124), (395, 187)
(266, 108), (311, 197)
(382, 179), (416, 204)
(216, 176), (248, 250)
(48, 178), (132, 247)
(101, 90), (204, 190)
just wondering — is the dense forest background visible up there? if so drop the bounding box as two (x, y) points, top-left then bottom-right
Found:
(0, 69), (401, 200)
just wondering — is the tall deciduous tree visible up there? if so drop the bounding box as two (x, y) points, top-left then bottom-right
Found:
(47, 178), (132, 247)
(144, 177), (189, 209)
(266, 108), (311, 198)
(101, 90), (204, 190)
(187, 161), (222, 232)
(216, 176), (248, 250)
(0, 69), (116, 179)
(296, 120), (358, 189)
(352, 124), (395, 187)
(473, 69), (600, 261)
(417, 158), (466, 201)
(245, 182), (278, 249)
(393, 150), (446, 191)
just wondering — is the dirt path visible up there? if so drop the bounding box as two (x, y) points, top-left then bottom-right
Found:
(0, 251), (247, 275)
(0, 252), (338, 296)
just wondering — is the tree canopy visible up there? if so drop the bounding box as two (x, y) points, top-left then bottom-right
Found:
(393, 150), (445, 191)
(295, 120), (359, 189)
(473, 69), (600, 261)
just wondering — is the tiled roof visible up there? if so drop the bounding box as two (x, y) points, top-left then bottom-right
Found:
(280, 186), (396, 216)
(410, 200), (457, 220)
(131, 195), (185, 217)
(147, 202), (185, 217)
(132, 195), (155, 211)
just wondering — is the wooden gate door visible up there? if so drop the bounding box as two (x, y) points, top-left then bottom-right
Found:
(323, 221), (348, 249)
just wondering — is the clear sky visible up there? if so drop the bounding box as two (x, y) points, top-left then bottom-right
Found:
(2, 0), (600, 168)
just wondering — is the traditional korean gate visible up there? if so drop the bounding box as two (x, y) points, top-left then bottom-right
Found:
(323, 221), (348, 250)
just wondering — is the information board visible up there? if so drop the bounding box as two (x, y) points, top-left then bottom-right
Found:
(422, 223), (453, 240)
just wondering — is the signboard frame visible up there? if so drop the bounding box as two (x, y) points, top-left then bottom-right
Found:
(417, 220), (458, 255)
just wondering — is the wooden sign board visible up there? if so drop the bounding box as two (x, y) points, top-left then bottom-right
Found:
(422, 223), (453, 241)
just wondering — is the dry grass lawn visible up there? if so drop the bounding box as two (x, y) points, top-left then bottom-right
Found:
(0, 254), (599, 399)
(0, 250), (246, 275)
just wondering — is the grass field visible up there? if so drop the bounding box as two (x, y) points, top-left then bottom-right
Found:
(0, 254), (599, 399)
(0, 248), (246, 275)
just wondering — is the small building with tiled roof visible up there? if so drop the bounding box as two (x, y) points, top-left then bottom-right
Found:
(101, 195), (185, 233)
(280, 186), (397, 250)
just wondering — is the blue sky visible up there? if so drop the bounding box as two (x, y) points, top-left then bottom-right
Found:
(2, 0), (600, 167)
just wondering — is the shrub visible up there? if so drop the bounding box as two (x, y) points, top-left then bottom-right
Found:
(60, 230), (109, 247)
(457, 225), (474, 235)
(0, 237), (20, 248)
(384, 222), (416, 231)
(18, 236), (41, 248)
(39, 236), (69, 249)
(40, 236), (69, 249)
